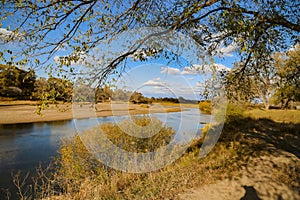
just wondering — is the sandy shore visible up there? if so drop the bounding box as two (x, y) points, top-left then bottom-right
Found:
(0, 101), (186, 124)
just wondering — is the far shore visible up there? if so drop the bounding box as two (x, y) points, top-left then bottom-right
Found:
(0, 100), (198, 124)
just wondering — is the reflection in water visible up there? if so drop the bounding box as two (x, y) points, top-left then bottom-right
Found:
(0, 109), (211, 198)
(0, 121), (74, 198)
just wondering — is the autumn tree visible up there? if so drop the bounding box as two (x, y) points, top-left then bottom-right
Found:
(95, 85), (113, 103)
(48, 77), (73, 102)
(129, 91), (149, 104)
(33, 77), (73, 103)
(224, 70), (255, 105)
(32, 77), (48, 100)
(226, 54), (276, 109)
(0, 0), (298, 84)
(273, 46), (300, 109)
(0, 64), (36, 99)
(73, 79), (95, 102)
(224, 44), (300, 109)
(112, 89), (131, 101)
(250, 65), (275, 110)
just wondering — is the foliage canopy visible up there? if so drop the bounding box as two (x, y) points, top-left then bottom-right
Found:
(0, 0), (299, 83)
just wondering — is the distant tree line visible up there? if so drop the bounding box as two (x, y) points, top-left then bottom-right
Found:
(0, 65), (198, 106)
(151, 96), (198, 104)
(95, 88), (198, 105)
(0, 64), (73, 102)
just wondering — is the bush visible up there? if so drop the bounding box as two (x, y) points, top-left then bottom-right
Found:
(99, 116), (175, 153)
(57, 116), (176, 178)
(199, 100), (212, 114)
(225, 103), (245, 122)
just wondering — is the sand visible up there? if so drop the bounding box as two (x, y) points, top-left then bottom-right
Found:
(0, 101), (184, 124)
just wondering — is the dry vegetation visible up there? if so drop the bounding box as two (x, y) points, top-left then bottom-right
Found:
(198, 101), (212, 114)
(245, 109), (300, 123)
(153, 102), (199, 108)
(7, 105), (300, 199)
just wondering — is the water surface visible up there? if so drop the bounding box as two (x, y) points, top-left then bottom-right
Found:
(0, 109), (211, 198)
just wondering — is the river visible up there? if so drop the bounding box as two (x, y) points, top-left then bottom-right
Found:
(0, 109), (211, 198)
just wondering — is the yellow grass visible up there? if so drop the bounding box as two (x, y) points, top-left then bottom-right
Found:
(245, 109), (300, 123)
(155, 102), (199, 108)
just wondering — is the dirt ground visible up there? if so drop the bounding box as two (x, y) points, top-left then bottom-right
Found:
(0, 101), (184, 124)
(178, 152), (300, 200)
(178, 116), (300, 200)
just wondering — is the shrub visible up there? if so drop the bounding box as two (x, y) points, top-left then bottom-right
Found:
(98, 116), (175, 153)
(57, 117), (176, 180)
(199, 100), (212, 114)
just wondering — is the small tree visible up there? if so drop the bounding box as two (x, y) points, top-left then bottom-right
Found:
(34, 77), (73, 103)
(273, 46), (300, 109)
(249, 57), (276, 110)
(95, 85), (112, 103)
(47, 77), (73, 102)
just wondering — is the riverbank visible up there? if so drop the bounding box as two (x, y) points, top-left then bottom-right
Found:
(18, 107), (299, 200)
(178, 110), (300, 199)
(0, 101), (191, 124)
(1, 103), (299, 199)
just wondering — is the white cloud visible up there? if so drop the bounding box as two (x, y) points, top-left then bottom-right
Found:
(159, 64), (230, 77)
(142, 79), (166, 87)
(181, 65), (202, 75)
(217, 42), (239, 57)
(213, 63), (231, 72)
(160, 66), (180, 75)
(207, 31), (239, 58)
(181, 64), (230, 75)
(0, 28), (12, 36)
(141, 77), (201, 99)
(153, 86), (163, 89)
(0, 28), (23, 41)
(175, 87), (195, 94)
(193, 82), (206, 95)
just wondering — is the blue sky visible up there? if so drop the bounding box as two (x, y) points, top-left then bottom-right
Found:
(110, 57), (234, 100)
(0, 22), (239, 100)
(82, 27), (239, 99)
(63, 28), (238, 100)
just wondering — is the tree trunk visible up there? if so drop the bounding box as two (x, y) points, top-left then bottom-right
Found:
(261, 96), (269, 110)
(265, 104), (270, 110)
